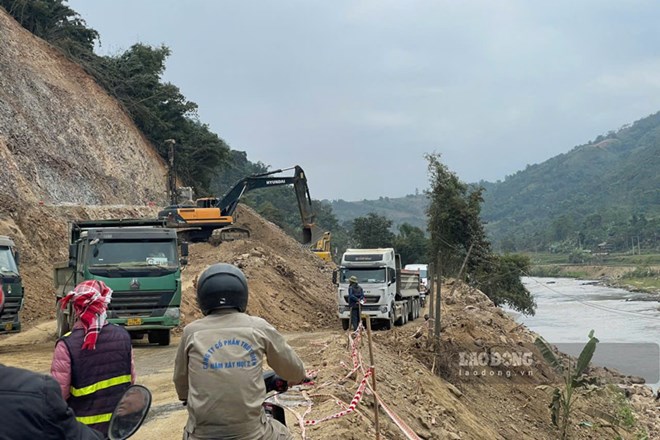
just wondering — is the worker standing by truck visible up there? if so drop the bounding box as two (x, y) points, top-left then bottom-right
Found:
(347, 276), (364, 331)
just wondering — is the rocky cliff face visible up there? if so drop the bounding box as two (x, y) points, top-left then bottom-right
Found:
(0, 9), (170, 323)
(0, 9), (167, 213)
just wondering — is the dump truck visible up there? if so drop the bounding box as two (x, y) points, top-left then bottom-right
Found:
(403, 263), (428, 306)
(54, 219), (188, 346)
(0, 236), (23, 334)
(333, 248), (422, 330)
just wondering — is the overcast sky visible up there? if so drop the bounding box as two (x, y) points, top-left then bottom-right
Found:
(68, 0), (660, 201)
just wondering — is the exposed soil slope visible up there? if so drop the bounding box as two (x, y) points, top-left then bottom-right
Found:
(179, 204), (338, 331)
(0, 9), (168, 211)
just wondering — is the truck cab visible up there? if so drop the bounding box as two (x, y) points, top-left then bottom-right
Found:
(55, 220), (188, 346)
(0, 236), (22, 333)
(333, 248), (422, 330)
(334, 248), (396, 330)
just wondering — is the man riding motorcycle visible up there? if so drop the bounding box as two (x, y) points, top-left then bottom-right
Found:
(173, 263), (308, 439)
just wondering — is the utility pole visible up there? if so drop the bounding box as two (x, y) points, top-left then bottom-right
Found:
(427, 263), (434, 341)
(433, 255), (441, 350)
(165, 139), (177, 206)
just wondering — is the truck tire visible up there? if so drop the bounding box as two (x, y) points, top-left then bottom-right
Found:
(408, 300), (415, 321)
(383, 311), (393, 330)
(341, 319), (350, 331)
(149, 330), (171, 346)
(395, 305), (404, 326)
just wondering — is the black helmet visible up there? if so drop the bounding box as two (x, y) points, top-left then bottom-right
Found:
(196, 263), (248, 315)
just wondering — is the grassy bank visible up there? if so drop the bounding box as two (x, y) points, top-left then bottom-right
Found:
(524, 252), (660, 294)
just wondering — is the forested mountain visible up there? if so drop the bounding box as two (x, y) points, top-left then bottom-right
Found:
(329, 194), (428, 231)
(328, 112), (659, 255)
(481, 112), (660, 253)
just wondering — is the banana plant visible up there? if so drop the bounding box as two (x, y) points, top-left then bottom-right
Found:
(534, 330), (599, 439)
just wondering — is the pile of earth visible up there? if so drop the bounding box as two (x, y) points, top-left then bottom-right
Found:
(179, 204), (338, 331)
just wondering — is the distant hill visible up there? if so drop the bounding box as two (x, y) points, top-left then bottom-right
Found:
(481, 111), (660, 252)
(329, 194), (428, 231)
(328, 112), (660, 253)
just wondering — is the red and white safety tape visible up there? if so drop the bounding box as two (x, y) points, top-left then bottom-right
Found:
(304, 368), (373, 426)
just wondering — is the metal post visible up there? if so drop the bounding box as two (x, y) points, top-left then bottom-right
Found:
(165, 139), (177, 205)
(427, 263), (434, 340)
(434, 258), (442, 350)
(365, 315), (380, 439)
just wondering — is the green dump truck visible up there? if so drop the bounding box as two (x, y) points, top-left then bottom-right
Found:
(54, 219), (188, 346)
(0, 236), (23, 334)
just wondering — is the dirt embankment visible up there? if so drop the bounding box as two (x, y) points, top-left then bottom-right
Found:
(0, 8), (168, 212)
(2, 205), (658, 439)
(179, 204), (338, 331)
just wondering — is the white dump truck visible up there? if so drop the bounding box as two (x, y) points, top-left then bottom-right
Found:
(404, 263), (428, 306)
(333, 248), (422, 330)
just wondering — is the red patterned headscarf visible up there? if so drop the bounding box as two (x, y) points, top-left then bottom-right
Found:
(60, 280), (113, 350)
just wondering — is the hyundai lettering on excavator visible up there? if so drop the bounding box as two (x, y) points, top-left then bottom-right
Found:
(158, 165), (325, 246)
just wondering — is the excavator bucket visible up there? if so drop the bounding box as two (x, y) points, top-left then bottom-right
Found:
(302, 227), (312, 245)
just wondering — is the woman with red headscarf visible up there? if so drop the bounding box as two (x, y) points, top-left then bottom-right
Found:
(50, 280), (136, 436)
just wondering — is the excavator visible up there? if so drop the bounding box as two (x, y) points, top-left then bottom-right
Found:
(311, 231), (332, 262)
(158, 165), (327, 250)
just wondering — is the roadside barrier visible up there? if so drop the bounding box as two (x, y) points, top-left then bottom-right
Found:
(282, 323), (422, 439)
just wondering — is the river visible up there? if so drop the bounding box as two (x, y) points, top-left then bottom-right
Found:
(507, 277), (660, 390)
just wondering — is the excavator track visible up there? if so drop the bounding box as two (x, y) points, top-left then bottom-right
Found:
(209, 226), (251, 246)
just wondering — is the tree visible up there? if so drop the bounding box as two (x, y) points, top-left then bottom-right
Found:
(426, 153), (490, 276)
(352, 213), (394, 248)
(425, 153), (535, 315)
(1, 0), (98, 57)
(394, 223), (429, 265)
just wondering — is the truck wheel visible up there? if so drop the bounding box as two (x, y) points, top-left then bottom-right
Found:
(395, 306), (404, 326)
(341, 319), (350, 331)
(56, 305), (70, 338)
(149, 330), (171, 346)
(408, 301), (415, 321)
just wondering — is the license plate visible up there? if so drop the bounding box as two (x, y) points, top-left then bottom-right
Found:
(126, 318), (142, 326)
(4, 323), (13, 331)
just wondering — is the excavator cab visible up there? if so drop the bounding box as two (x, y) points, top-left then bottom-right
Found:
(196, 198), (219, 208)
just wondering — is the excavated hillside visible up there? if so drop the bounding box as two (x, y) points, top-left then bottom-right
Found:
(0, 9), (167, 211)
(0, 7), (169, 323)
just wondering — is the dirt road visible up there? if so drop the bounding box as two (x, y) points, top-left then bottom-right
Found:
(0, 321), (378, 440)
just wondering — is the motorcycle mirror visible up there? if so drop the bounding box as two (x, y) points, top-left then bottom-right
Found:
(107, 385), (152, 440)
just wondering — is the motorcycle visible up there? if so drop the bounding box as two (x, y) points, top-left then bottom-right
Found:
(262, 370), (290, 426)
(107, 385), (152, 440)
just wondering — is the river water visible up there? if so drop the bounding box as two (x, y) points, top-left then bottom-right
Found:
(506, 277), (660, 390)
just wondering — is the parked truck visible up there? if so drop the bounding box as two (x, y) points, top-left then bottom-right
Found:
(0, 236), (23, 334)
(54, 219), (188, 346)
(404, 263), (428, 306)
(333, 248), (422, 330)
